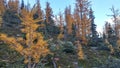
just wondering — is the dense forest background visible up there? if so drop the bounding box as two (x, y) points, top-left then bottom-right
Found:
(0, 0), (120, 68)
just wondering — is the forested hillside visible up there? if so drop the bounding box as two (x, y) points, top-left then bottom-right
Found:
(0, 0), (120, 68)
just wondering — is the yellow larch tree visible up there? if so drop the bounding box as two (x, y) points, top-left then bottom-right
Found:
(117, 39), (120, 51)
(45, 2), (53, 24)
(65, 6), (74, 35)
(0, 0), (6, 14)
(103, 22), (117, 54)
(36, 0), (44, 20)
(76, 41), (84, 60)
(74, 0), (91, 45)
(8, 0), (19, 13)
(108, 7), (120, 51)
(0, 0), (6, 26)
(0, 16), (2, 26)
(105, 39), (114, 54)
(0, 7), (50, 68)
(56, 11), (64, 40)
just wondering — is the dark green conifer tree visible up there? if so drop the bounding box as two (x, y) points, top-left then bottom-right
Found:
(89, 8), (98, 46)
(21, 0), (24, 9)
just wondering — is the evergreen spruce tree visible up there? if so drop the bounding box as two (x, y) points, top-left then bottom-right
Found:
(89, 8), (98, 46)
(44, 2), (59, 39)
(105, 22), (117, 46)
(45, 2), (54, 25)
(21, 0), (24, 9)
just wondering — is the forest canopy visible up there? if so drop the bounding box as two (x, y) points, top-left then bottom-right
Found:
(0, 0), (120, 68)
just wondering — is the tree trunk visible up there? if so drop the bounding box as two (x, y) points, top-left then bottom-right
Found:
(32, 63), (36, 68)
(28, 56), (32, 68)
(52, 59), (57, 68)
(28, 63), (31, 68)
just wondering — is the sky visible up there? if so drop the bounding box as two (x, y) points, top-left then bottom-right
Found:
(91, 0), (120, 32)
(22, 0), (120, 33)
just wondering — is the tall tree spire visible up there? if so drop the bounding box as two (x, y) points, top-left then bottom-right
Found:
(89, 8), (97, 38)
(45, 2), (53, 24)
(65, 6), (73, 35)
(74, 0), (91, 45)
(36, 0), (43, 19)
(8, 0), (19, 13)
(0, 0), (6, 15)
(21, 0), (24, 9)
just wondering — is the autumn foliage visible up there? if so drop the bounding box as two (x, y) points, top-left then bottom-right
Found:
(1, 0), (120, 68)
(65, 6), (73, 35)
(0, 6), (50, 68)
(73, 0), (91, 45)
